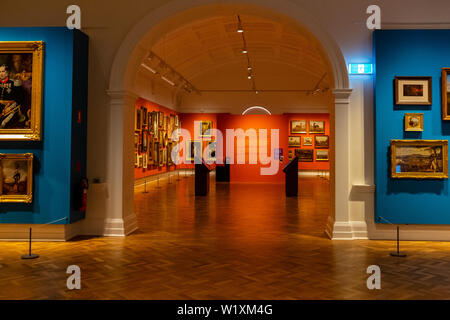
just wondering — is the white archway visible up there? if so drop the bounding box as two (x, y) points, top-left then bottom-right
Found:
(105, 0), (357, 239)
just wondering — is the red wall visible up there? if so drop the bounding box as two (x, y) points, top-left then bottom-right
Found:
(134, 98), (179, 179)
(135, 98), (330, 183)
(285, 113), (330, 171)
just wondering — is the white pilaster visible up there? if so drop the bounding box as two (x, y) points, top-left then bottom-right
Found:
(98, 90), (139, 236)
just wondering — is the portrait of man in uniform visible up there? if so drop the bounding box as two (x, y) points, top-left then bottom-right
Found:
(0, 42), (44, 140)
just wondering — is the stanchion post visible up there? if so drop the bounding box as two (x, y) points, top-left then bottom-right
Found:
(21, 228), (39, 260)
(143, 178), (148, 193)
(390, 225), (406, 257)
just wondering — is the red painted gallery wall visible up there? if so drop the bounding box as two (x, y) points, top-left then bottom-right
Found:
(134, 97), (330, 182)
(134, 98), (179, 179)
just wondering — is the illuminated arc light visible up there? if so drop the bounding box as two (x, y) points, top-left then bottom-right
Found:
(161, 76), (175, 86)
(242, 106), (272, 115)
(141, 63), (156, 74)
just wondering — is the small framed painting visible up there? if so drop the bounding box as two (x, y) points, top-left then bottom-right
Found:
(290, 120), (307, 134)
(295, 149), (313, 162)
(391, 139), (448, 179)
(138, 155), (143, 168)
(309, 120), (325, 134)
(288, 136), (301, 147)
(199, 120), (213, 137)
(316, 150), (329, 162)
(143, 153), (148, 169)
(186, 140), (202, 161)
(135, 108), (141, 131)
(404, 113), (424, 131)
(303, 137), (313, 146)
(395, 76), (432, 105)
(0, 153), (33, 203)
(314, 135), (329, 148)
(204, 140), (216, 163)
(442, 68), (450, 120)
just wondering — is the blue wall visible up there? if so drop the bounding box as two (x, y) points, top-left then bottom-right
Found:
(0, 27), (87, 225)
(374, 29), (450, 224)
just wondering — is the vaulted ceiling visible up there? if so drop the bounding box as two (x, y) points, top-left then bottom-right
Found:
(149, 14), (332, 92)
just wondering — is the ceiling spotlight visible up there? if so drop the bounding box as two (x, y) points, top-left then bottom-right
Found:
(247, 66), (252, 71)
(248, 75), (252, 79)
(242, 49), (248, 54)
(237, 27), (243, 33)
(255, 90), (259, 94)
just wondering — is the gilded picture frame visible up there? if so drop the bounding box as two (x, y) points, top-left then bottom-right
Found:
(0, 41), (44, 140)
(390, 139), (448, 179)
(314, 135), (329, 148)
(395, 76), (432, 105)
(290, 120), (307, 134)
(0, 153), (33, 203)
(315, 149), (329, 162)
(288, 136), (301, 147)
(309, 120), (325, 134)
(442, 68), (450, 120)
(199, 120), (213, 137)
(404, 113), (424, 132)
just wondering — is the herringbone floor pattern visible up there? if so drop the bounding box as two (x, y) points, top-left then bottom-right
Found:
(1, 174), (450, 299)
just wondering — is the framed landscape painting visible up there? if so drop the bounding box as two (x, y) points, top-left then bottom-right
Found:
(309, 120), (325, 134)
(314, 135), (329, 148)
(303, 137), (313, 146)
(390, 140), (448, 179)
(0, 41), (44, 140)
(295, 149), (313, 162)
(395, 76), (432, 105)
(0, 153), (33, 203)
(288, 136), (301, 147)
(290, 120), (307, 134)
(316, 150), (329, 161)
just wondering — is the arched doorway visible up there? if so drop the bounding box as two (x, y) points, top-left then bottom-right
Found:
(105, 0), (353, 239)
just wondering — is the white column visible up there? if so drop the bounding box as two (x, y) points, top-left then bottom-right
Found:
(327, 88), (355, 239)
(101, 90), (138, 236)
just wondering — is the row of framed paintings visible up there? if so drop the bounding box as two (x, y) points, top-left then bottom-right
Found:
(288, 135), (329, 148)
(290, 120), (325, 134)
(288, 149), (329, 162)
(0, 153), (33, 203)
(395, 70), (450, 121)
(134, 107), (180, 170)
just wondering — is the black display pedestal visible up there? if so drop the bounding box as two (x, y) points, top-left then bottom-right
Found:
(195, 159), (212, 196)
(216, 161), (230, 182)
(283, 157), (299, 197)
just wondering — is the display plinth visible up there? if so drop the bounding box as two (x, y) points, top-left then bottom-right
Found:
(283, 157), (298, 197)
(216, 160), (230, 182)
(195, 159), (212, 196)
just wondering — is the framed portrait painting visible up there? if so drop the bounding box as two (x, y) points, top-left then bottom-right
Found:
(199, 120), (213, 137)
(186, 140), (202, 162)
(404, 113), (423, 132)
(0, 41), (44, 140)
(395, 76), (432, 105)
(290, 120), (307, 134)
(0, 153), (33, 203)
(391, 140), (448, 179)
(442, 68), (450, 120)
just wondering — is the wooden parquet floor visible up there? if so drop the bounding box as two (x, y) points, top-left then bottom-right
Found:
(1, 174), (450, 299)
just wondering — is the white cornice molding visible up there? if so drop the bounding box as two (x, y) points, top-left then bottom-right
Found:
(106, 90), (139, 105)
(333, 88), (353, 104)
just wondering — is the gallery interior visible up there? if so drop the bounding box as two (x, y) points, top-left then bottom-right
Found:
(2, 0), (450, 300)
